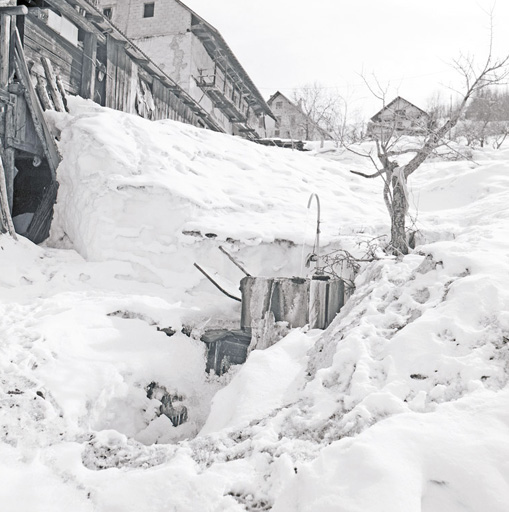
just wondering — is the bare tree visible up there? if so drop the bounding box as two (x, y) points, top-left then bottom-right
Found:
(292, 83), (343, 142)
(352, 35), (509, 256)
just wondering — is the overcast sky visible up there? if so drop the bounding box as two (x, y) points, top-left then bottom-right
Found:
(182, 0), (509, 118)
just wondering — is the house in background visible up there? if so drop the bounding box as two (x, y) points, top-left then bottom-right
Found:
(267, 91), (332, 141)
(367, 96), (430, 138)
(95, 0), (276, 139)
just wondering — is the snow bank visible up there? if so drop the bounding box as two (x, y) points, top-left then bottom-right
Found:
(47, 98), (387, 293)
(1, 99), (509, 511)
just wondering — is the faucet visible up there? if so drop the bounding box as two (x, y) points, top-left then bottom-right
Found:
(307, 193), (321, 273)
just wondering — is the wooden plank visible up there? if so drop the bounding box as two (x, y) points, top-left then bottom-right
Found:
(56, 74), (68, 112)
(13, 90), (44, 154)
(0, 6), (27, 15)
(36, 75), (54, 111)
(3, 93), (15, 211)
(0, 14), (10, 87)
(25, 179), (58, 244)
(116, 44), (126, 111)
(105, 34), (117, 109)
(0, 150), (16, 238)
(13, 28), (60, 178)
(125, 56), (134, 114)
(80, 32), (97, 100)
(24, 15), (84, 96)
(41, 56), (65, 112)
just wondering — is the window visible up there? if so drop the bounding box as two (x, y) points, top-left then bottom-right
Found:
(275, 101), (283, 109)
(276, 116), (282, 126)
(143, 2), (155, 17)
(103, 7), (112, 19)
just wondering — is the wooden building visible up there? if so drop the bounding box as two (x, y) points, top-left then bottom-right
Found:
(95, 0), (276, 138)
(0, 0), (262, 244)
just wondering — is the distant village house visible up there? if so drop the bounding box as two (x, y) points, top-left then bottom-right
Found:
(367, 96), (429, 138)
(266, 91), (332, 141)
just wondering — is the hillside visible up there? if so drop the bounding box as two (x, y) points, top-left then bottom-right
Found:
(1, 98), (508, 511)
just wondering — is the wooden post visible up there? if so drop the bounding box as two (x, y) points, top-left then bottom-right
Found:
(3, 93), (15, 212)
(0, 14), (10, 87)
(80, 32), (97, 100)
(105, 34), (117, 109)
(0, 149), (16, 239)
(0, 14), (13, 214)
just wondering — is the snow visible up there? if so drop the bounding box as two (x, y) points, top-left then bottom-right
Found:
(1, 97), (509, 511)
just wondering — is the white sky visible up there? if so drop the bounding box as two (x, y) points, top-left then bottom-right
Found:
(182, 0), (509, 118)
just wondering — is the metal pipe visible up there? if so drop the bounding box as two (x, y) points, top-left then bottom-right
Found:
(307, 193), (321, 271)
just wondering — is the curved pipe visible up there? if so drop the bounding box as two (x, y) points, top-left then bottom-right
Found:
(307, 193), (321, 271)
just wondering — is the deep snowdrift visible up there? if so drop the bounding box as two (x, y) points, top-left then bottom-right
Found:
(1, 98), (508, 511)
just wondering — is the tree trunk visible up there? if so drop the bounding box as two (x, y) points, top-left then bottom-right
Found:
(390, 178), (408, 255)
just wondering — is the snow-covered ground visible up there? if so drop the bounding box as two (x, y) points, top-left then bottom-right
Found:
(1, 98), (509, 511)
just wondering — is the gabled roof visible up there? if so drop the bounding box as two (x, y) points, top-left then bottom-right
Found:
(267, 90), (294, 106)
(370, 96), (429, 122)
(267, 90), (332, 139)
(175, 0), (275, 119)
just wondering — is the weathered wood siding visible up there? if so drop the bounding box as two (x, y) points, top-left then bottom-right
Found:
(105, 36), (201, 125)
(24, 14), (83, 96)
(20, 14), (210, 129)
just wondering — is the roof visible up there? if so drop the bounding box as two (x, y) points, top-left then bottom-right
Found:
(267, 90), (332, 140)
(267, 90), (294, 106)
(370, 96), (429, 122)
(175, 0), (275, 120)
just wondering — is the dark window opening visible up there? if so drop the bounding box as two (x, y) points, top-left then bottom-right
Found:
(103, 7), (112, 19)
(143, 3), (155, 18)
(12, 156), (53, 239)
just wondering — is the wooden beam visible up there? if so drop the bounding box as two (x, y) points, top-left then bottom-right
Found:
(0, 14), (10, 87)
(13, 28), (60, 178)
(25, 180), (58, 244)
(41, 57), (65, 112)
(80, 32), (97, 100)
(35, 75), (54, 111)
(56, 74), (68, 112)
(0, 6), (27, 15)
(43, 0), (106, 44)
(84, 13), (103, 23)
(105, 34), (117, 109)
(3, 92), (15, 211)
(0, 148), (16, 238)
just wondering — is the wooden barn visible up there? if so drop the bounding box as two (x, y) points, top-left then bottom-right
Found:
(0, 0), (228, 243)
